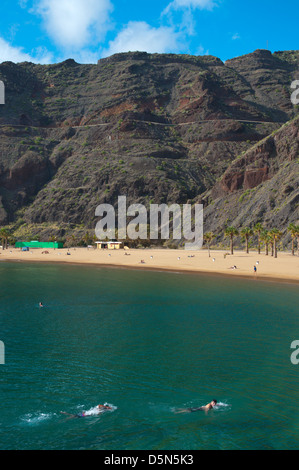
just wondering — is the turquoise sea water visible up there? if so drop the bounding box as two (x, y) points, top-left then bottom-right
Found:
(0, 261), (298, 450)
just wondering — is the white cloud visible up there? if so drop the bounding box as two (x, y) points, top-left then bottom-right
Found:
(162, 0), (218, 36)
(163, 0), (217, 15)
(102, 21), (182, 58)
(36, 0), (113, 49)
(232, 33), (240, 40)
(0, 37), (52, 63)
(31, 46), (54, 64)
(68, 49), (103, 64)
(196, 45), (209, 55)
(18, 0), (29, 8)
(0, 37), (33, 63)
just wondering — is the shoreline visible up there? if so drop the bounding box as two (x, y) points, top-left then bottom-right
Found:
(2, 258), (299, 286)
(1, 248), (299, 285)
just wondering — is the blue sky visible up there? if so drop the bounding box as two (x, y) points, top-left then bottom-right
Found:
(0, 0), (298, 64)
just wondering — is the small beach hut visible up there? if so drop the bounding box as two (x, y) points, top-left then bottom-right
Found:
(95, 241), (123, 250)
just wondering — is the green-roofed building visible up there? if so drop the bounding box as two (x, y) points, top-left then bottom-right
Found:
(15, 241), (64, 249)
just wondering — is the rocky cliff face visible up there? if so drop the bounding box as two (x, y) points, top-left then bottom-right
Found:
(202, 116), (299, 243)
(0, 49), (298, 242)
(211, 116), (299, 195)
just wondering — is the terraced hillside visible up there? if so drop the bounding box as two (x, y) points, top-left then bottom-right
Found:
(0, 49), (298, 244)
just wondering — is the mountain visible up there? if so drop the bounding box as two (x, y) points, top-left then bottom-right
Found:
(202, 115), (299, 243)
(0, 49), (298, 244)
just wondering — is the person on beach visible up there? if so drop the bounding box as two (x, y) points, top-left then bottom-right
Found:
(175, 400), (217, 414)
(60, 404), (112, 419)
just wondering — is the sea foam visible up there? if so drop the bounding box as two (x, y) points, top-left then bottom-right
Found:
(83, 403), (117, 416)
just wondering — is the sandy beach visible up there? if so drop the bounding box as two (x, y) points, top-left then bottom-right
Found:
(1, 247), (299, 284)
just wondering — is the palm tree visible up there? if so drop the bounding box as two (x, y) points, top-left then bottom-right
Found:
(240, 227), (253, 254)
(291, 224), (299, 256)
(49, 235), (57, 249)
(92, 234), (97, 247)
(260, 229), (270, 255)
(66, 235), (72, 249)
(82, 231), (91, 247)
(270, 228), (282, 258)
(8, 234), (16, 247)
(288, 223), (297, 256)
(0, 228), (10, 250)
(254, 223), (263, 254)
(203, 232), (215, 257)
(270, 236), (274, 256)
(66, 234), (76, 248)
(224, 226), (239, 255)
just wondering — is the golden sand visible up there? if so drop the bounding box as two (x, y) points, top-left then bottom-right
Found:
(1, 247), (299, 284)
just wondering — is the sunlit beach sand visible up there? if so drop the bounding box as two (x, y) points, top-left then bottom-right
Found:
(1, 247), (298, 283)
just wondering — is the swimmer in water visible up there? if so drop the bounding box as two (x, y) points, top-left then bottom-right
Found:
(39, 302), (44, 308)
(60, 404), (112, 419)
(175, 400), (217, 414)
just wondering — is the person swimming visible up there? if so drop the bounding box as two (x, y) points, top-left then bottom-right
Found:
(175, 400), (217, 413)
(39, 302), (44, 308)
(60, 404), (112, 419)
